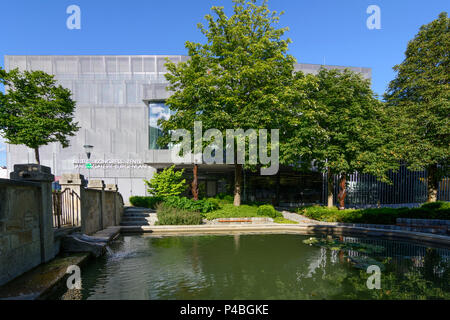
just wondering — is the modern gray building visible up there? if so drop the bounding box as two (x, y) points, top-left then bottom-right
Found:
(4, 55), (371, 202)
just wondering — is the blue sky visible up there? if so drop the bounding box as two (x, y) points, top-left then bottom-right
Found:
(0, 0), (448, 166)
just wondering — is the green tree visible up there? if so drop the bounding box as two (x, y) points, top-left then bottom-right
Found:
(160, 0), (297, 206)
(0, 68), (79, 164)
(145, 165), (187, 197)
(286, 68), (393, 209)
(384, 12), (449, 203)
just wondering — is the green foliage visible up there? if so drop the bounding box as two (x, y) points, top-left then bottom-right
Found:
(163, 196), (219, 214)
(156, 203), (203, 225)
(384, 12), (449, 183)
(282, 68), (395, 180)
(273, 217), (298, 224)
(129, 196), (163, 209)
(144, 165), (187, 197)
(0, 68), (80, 163)
(215, 193), (234, 203)
(257, 204), (282, 218)
(421, 201), (450, 211)
(205, 204), (260, 220)
(159, 0), (303, 205)
(297, 202), (450, 224)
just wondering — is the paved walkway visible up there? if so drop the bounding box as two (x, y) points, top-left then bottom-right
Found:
(281, 210), (330, 225)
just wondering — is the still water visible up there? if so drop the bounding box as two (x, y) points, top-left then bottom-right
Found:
(72, 234), (449, 300)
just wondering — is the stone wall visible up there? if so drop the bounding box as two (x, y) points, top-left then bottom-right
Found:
(0, 165), (55, 286)
(81, 189), (102, 235)
(104, 191), (116, 228)
(0, 167), (125, 286)
(59, 175), (124, 235)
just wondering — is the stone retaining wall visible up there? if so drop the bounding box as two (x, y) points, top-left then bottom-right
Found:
(0, 165), (55, 286)
(0, 166), (125, 287)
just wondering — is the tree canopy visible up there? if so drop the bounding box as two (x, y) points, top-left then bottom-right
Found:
(0, 68), (79, 164)
(384, 12), (449, 202)
(283, 68), (393, 208)
(160, 0), (298, 206)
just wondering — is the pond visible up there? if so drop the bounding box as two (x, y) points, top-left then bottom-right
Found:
(68, 234), (449, 300)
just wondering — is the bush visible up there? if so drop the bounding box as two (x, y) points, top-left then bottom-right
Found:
(297, 202), (450, 225)
(156, 203), (203, 225)
(144, 165), (186, 197)
(163, 196), (219, 214)
(257, 205), (282, 218)
(420, 201), (450, 211)
(129, 196), (163, 209)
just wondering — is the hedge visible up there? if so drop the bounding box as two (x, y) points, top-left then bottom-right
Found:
(156, 203), (203, 225)
(129, 196), (163, 209)
(297, 201), (450, 225)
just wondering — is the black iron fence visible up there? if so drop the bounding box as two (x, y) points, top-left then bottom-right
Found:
(323, 165), (450, 206)
(52, 188), (80, 228)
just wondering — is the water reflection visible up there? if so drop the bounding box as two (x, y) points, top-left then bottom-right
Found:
(70, 234), (449, 300)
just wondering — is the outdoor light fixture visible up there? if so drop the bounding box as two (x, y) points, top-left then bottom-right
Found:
(83, 145), (94, 159)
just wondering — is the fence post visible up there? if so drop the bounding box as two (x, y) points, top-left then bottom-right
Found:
(10, 164), (55, 263)
(87, 180), (106, 230)
(59, 173), (86, 227)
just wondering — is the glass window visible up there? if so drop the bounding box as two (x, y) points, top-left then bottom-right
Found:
(148, 102), (173, 149)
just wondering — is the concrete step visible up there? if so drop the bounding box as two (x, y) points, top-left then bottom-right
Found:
(125, 207), (155, 212)
(120, 221), (151, 226)
(123, 213), (152, 218)
(121, 217), (154, 222)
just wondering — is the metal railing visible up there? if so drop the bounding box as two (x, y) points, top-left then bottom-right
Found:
(323, 165), (450, 206)
(52, 188), (80, 228)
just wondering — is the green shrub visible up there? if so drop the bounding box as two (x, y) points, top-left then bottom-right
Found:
(420, 201), (450, 211)
(257, 205), (282, 218)
(163, 196), (219, 214)
(129, 196), (163, 209)
(144, 165), (187, 197)
(297, 202), (450, 225)
(205, 204), (260, 220)
(156, 203), (203, 225)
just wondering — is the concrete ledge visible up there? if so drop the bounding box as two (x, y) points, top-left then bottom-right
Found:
(120, 224), (450, 247)
(0, 253), (89, 300)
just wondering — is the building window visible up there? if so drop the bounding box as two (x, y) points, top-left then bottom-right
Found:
(148, 102), (172, 149)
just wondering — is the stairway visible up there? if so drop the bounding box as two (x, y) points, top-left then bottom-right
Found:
(120, 207), (158, 226)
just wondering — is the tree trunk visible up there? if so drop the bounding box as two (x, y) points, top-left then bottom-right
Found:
(233, 164), (243, 207)
(34, 147), (40, 164)
(327, 168), (334, 208)
(275, 171), (281, 206)
(192, 164), (199, 201)
(427, 164), (439, 203)
(337, 174), (347, 210)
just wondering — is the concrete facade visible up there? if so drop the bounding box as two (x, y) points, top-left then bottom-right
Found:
(4, 55), (372, 202)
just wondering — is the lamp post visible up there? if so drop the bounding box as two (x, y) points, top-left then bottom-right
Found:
(83, 145), (94, 180)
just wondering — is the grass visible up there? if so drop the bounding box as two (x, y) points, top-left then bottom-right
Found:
(205, 204), (260, 220)
(273, 217), (299, 224)
(297, 201), (450, 225)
